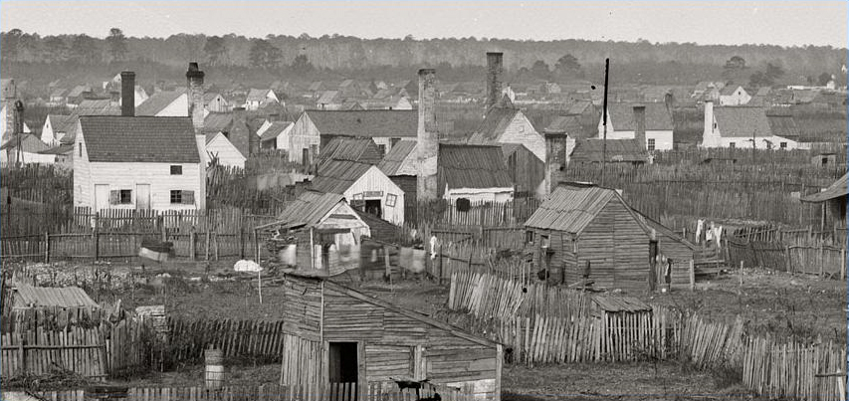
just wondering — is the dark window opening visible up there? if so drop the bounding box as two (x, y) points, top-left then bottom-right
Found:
(365, 199), (382, 218)
(822, 157), (829, 165)
(170, 165), (182, 175)
(302, 148), (310, 167)
(525, 231), (534, 244)
(170, 190), (182, 204)
(456, 198), (471, 212)
(328, 342), (358, 384)
(377, 144), (386, 158)
(119, 190), (132, 205)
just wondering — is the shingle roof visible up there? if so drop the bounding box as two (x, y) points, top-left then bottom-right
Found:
(13, 284), (98, 308)
(311, 159), (375, 194)
(317, 90), (342, 105)
(0, 134), (49, 153)
(317, 136), (383, 167)
(766, 114), (801, 140)
(136, 91), (184, 116)
(544, 115), (584, 136)
(202, 113), (234, 134)
(246, 88), (271, 102)
(67, 85), (91, 99)
(470, 106), (520, 143)
(378, 139), (417, 176)
(260, 121), (293, 141)
(73, 99), (120, 116)
(273, 191), (347, 227)
(570, 139), (648, 163)
(801, 173), (848, 203)
(714, 106), (772, 138)
(46, 114), (79, 141)
(720, 85), (745, 96)
(438, 144), (513, 195)
(307, 110), (418, 138)
(607, 103), (673, 131)
(526, 186), (614, 233)
(79, 116), (200, 163)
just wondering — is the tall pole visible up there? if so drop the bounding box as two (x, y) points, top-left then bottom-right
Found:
(601, 58), (610, 187)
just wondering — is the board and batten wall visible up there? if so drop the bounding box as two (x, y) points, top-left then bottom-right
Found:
(496, 112), (545, 162)
(289, 113), (321, 164)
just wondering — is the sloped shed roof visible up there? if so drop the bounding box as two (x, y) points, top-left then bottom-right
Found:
(272, 191), (347, 228)
(714, 107), (772, 138)
(310, 159), (375, 194)
(801, 173), (848, 203)
(378, 139), (417, 176)
(570, 139), (648, 163)
(13, 284), (98, 308)
(308, 110), (418, 138)
(607, 103), (673, 131)
(317, 136), (383, 167)
(438, 144), (513, 194)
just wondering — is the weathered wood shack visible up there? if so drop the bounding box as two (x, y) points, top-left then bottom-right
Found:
(524, 185), (653, 292)
(279, 273), (503, 401)
(260, 191), (369, 276)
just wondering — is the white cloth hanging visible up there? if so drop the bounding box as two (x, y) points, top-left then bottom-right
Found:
(714, 225), (724, 248)
(706, 222), (715, 242)
(430, 236), (439, 260)
(696, 220), (704, 243)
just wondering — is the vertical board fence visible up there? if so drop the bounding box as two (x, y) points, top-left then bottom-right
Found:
(167, 318), (287, 363)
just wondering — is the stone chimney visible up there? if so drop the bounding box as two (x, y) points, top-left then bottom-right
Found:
(633, 105), (646, 150)
(486, 52), (503, 110)
(545, 132), (569, 195)
(417, 68), (439, 201)
(186, 62), (205, 134)
(121, 71), (135, 117)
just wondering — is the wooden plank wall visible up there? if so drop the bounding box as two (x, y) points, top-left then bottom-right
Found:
(166, 317), (287, 363)
(727, 238), (846, 279)
(279, 333), (323, 401)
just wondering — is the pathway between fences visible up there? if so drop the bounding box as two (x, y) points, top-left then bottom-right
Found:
(446, 272), (847, 401)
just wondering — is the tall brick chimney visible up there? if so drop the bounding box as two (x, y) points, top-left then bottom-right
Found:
(186, 62), (205, 133)
(545, 131), (569, 196)
(633, 105), (646, 150)
(417, 68), (439, 201)
(186, 62), (207, 211)
(486, 52), (503, 110)
(120, 71), (135, 117)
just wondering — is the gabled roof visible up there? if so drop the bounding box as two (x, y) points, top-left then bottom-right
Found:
(13, 284), (98, 308)
(317, 90), (342, 105)
(801, 173), (848, 203)
(525, 186), (646, 236)
(260, 121), (293, 141)
(607, 103), (673, 131)
(50, 88), (67, 98)
(79, 116), (200, 163)
(544, 115), (583, 136)
(317, 136), (383, 167)
(378, 139), (417, 176)
(307, 110), (418, 138)
(311, 159), (376, 194)
(136, 91), (184, 116)
(470, 105), (520, 143)
(67, 85), (91, 98)
(0, 134), (49, 153)
(766, 114), (800, 139)
(713, 107), (773, 138)
(203, 92), (226, 104)
(570, 139), (648, 163)
(308, 81), (324, 92)
(46, 114), (77, 133)
(202, 113), (234, 134)
(246, 88), (273, 102)
(720, 85), (746, 96)
(566, 100), (593, 115)
(438, 144), (513, 195)
(273, 191), (348, 228)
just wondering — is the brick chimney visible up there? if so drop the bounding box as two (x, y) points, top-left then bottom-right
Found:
(186, 62), (205, 133)
(486, 52), (503, 110)
(417, 68), (439, 201)
(545, 132), (569, 195)
(120, 71), (135, 117)
(633, 105), (646, 150)
(13, 100), (24, 136)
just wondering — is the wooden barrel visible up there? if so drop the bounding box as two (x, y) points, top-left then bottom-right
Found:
(204, 349), (224, 389)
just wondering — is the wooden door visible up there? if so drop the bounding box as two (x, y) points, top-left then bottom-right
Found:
(135, 184), (151, 210)
(94, 184), (109, 212)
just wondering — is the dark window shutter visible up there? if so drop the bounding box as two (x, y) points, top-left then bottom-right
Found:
(109, 190), (119, 205)
(182, 190), (195, 205)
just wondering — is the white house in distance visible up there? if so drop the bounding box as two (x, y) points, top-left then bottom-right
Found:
(244, 88), (279, 111)
(260, 121), (294, 151)
(310, 158), (405, 225)
(205, 131), (246, 168)
(467, 97), (546, 162)
(0, 134), (54, 166)
(74, 116), (204, 212)
(719, 85), (752, 106)
(598, 103), (674, 151)
(701, 101), (803, 150)
(438, 144), (514, 203)
(41, 115), (78, 147)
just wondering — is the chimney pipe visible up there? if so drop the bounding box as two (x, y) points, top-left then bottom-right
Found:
(486, 52), (503, 110)
(13, 100), (24, 136)
(186, 62), (205, 134)
(633, 105), (646, 150)
(120, 71), (135, 117)
(545, 132), (569, 196)
(417, 68), (439, 202)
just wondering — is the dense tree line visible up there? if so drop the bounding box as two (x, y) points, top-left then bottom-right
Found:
(2, 29), (845, 88)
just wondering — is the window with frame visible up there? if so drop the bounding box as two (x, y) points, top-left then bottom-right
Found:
(377, 144), (386, 157)
(170, 165), (183, 175)
(780, 142), (787, 149)
(385, 193), (397, 207)
(79, 143), (83, 157)
(647, 138), (656, 151)
(170, 190), (182, 204)
(525, 231), (534, 244)
(729, 142), (736, 149)
(540, 235), (550, 248)
(170, 190), (195, 205)
(109, 189), (132, 205)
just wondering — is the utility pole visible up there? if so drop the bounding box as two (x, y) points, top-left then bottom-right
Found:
(751, 128), (756, 164)
(601, 58), (610, 187)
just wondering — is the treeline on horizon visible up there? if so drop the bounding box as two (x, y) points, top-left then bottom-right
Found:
(2, 29), (847, 90)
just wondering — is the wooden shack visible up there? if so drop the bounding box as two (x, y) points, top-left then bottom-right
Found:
(279, 273), (503, 400)
(259, 191), (370, 276)
(631, 209), (698, 288)
(524, 185), (653, 292)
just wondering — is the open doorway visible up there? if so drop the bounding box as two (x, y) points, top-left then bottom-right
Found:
(329, 342), (358, 383)
(364, 199), (382, 218)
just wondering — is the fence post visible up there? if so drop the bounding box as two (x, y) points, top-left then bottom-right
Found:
(44, 232), (49, 263)
(784, 246), (791, 273)
(93, 213), (100, 261)
(819, 242), (824, 278)
(189, 231), (196, 261)
(438, 244), (444, 285)
(206, 231), (211, 261)
(160, 215), (167, 243)
(842, 248), (846, 280)
(239, 229), (245, 259)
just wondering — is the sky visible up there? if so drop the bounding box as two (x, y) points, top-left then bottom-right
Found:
(1, 1), (847, 48)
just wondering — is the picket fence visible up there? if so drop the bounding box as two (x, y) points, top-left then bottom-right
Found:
(167, 317), (287, 363)
(726, 237), (846, 279)
(742, 339), (847, 401)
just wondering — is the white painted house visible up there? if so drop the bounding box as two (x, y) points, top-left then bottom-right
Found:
(40, 114), (78, 147)
(701, 102), (803, 150)
(259, 121), (294, 151)
(0, 134), (54, 166)
(438, 144), (514, 203)
(136, 90), (190, 117)
(245, 88), (279, 111)
(73, 116), (205, 212)
(0, 101), (31, 146)
(468, 98), (546, 162)
(719, 85), (752, 106)
(598, 103), (674, 151)
(310, 159), (405, 225)
(205, 132), (246, 168)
